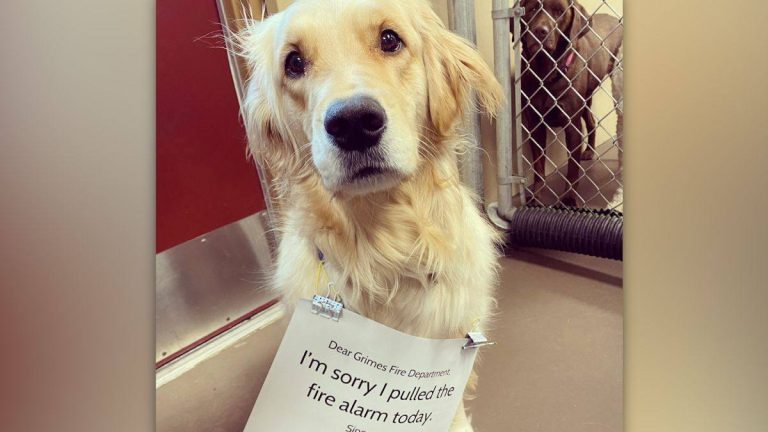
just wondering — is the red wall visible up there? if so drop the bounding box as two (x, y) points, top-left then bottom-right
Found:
(156, 0), (265, 253)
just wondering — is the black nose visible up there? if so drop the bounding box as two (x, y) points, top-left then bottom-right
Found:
(533, 26), (550, 40)
(324, 96), (387, 152)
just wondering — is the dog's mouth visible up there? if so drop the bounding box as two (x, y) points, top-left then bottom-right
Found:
(525, 35), (557, 54)
(351, 166), (384, 180)
(337, 165), (402, 195)
(345, 165), (399, 184)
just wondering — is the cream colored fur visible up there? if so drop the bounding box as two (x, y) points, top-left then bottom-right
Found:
(236, 1), (503, 430)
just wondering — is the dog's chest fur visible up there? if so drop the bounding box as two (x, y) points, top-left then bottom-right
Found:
(272, 161), (499, 339)
(522, 53), (588, 126)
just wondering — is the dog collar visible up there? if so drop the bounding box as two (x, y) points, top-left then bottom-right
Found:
(542, 50), (577, 85)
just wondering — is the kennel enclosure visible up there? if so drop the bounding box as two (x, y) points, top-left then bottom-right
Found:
(487, 0), (624, 260)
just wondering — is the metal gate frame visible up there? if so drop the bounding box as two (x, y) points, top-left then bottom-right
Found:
(487, 0), (525, 228)
(447, 0), (485, 199)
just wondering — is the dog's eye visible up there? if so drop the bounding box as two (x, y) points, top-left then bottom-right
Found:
(284, 51), (306, 78)
(380, 30), (403, 53)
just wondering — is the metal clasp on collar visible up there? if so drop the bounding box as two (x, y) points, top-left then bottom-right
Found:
(311, 295), (344, 321)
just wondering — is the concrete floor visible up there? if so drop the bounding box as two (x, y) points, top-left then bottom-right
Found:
(157, 248), (623, 432)
(467, 249), (623, 432)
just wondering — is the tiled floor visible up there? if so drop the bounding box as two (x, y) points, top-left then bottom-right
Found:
(157, 248), (623, 432)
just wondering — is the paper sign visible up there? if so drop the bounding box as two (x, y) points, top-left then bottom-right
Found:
(243, 299), (478, 432)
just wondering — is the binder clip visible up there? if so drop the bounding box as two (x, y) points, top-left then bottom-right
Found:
(462, 331), (496, 350)
(311, 294), (344, 321)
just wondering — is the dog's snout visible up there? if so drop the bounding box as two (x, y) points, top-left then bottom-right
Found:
(324, 96), (387, 152)
(533, 26), (550, 40)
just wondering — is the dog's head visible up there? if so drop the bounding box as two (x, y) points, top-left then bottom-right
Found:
(237, 0), (501, 197)
(516, 0), (589, 55)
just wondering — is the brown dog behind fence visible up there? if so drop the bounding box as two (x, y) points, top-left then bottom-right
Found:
(512, 0), (623, 207)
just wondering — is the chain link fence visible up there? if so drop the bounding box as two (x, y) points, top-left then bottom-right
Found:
(510, 0), (623, 211)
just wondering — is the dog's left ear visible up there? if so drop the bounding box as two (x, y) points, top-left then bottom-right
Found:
(568, 2), (591, 43)
(420, 9), (503, 137)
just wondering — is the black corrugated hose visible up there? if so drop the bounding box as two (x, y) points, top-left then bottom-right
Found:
(507, 205), (623, 260)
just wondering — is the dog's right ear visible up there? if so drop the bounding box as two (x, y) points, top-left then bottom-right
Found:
(235, 18), (296, 173)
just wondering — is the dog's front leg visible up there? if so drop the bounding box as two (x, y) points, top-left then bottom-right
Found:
(562, 123), (585, 207)
(528, 123), (547, 203)
(580, 102), (598, 161)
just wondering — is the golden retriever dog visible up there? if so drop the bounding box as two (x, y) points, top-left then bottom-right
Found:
(236, 1), (502, 429)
